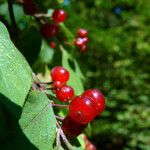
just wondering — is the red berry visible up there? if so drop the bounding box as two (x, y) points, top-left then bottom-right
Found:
(56, 85), (74, 102)
(49, 41), (56, 49)
(69, 95), (96, 124)
(40, 24), (59, 38)
(82, 37), (89, 44)
(77, 28), (88, 38)
(23, 1), (38, 15)
(79, 45), (87, 52)
(82, 89), (105, 115)
(74, 38), (84, 47)
(62, 116), (87, 137)
(52, 9), (67, 23)
(51, 66), (70, 83)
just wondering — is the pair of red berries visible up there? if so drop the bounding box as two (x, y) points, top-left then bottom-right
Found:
(51, 66), (74, 102)
(50, 66), (105, 137)
(69, 89), (105, 124)
(62, 88), (105, 137)
(63, 89), (105, 137)
(40, 9), (67, 38)
(74, 28), (89, 52)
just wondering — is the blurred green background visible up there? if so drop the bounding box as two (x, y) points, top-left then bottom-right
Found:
(66, 0), (150, 149)
(0, 0), (150, 149)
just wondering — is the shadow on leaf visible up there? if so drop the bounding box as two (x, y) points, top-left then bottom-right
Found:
(0, 93), (38, 150)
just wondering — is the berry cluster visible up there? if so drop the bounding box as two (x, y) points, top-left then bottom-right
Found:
(50, 66), (105, 137)
(74, 28), (89, 52)
(51, 66), (74, 102)
(40, 9), (67, 48)
(23, 1), (67, 49)
(40, 9), (67, 37)
(22, 1), (89, 52)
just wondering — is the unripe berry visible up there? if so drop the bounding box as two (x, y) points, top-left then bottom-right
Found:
(77, 28), (88, 38)
(52, 9), (67, 23)
(56, 85), (74, 102)
(51, 66), (70, 83)
(69, 95), (96, 124)
(62, 116), (87, 137)
(82, 89), (105, 115)
(40, 24), (59, 38)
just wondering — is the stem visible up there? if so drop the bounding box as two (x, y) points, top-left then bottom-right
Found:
(46, 87), (57, 90)
(60, 130), (73, 150)
(56, 122), (73, 150)
(7, 0), (18, 33)
(56, 129), (61, 150)
(55, 115), (64, 121)
(52, 104), (69, 108)
(35, 81), (54, 85)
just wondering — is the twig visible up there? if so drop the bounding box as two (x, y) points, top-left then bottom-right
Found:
(7, 0), (18, 34)
(35, 81), (53, 85)
(56, 129), (61, 150)
(55, 115), (64, 121)
(56, 121), (73, 150)
(60, 130), (73, 150)
(52, 104), (69, 108)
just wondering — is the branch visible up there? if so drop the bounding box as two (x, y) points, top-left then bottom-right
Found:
(7, 0), (18, 34)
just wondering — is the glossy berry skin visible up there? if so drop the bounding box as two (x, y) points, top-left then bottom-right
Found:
(69, 95), (96, 124)
(62, 116), (87, 137)
(51, 66), (70, 83)
(53, 81), (65, 88)
(52, 9), (67, 23)
(40, 24), (59, 38)
(74, 38), (84, 47)
(82, 89), (105, 115)
(56, 85), (74, 102)
(77, 28), (88, 38)
(49, 41), (56, 49)
(82, 37), (89, 44)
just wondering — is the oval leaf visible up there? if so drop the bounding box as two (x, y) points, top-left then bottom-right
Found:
(19, 90), (56, 150)
(0, 21), (32, 117)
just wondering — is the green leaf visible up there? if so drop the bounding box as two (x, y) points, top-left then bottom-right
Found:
(0, 21), (32, 117)
(19, 26), (42, 65)
(61, 46), (84, 95)
(19, 90), (56, 150)
(38, 40), (54, 64)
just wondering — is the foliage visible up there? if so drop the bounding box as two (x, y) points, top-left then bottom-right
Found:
(66, 0), (150, 149)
